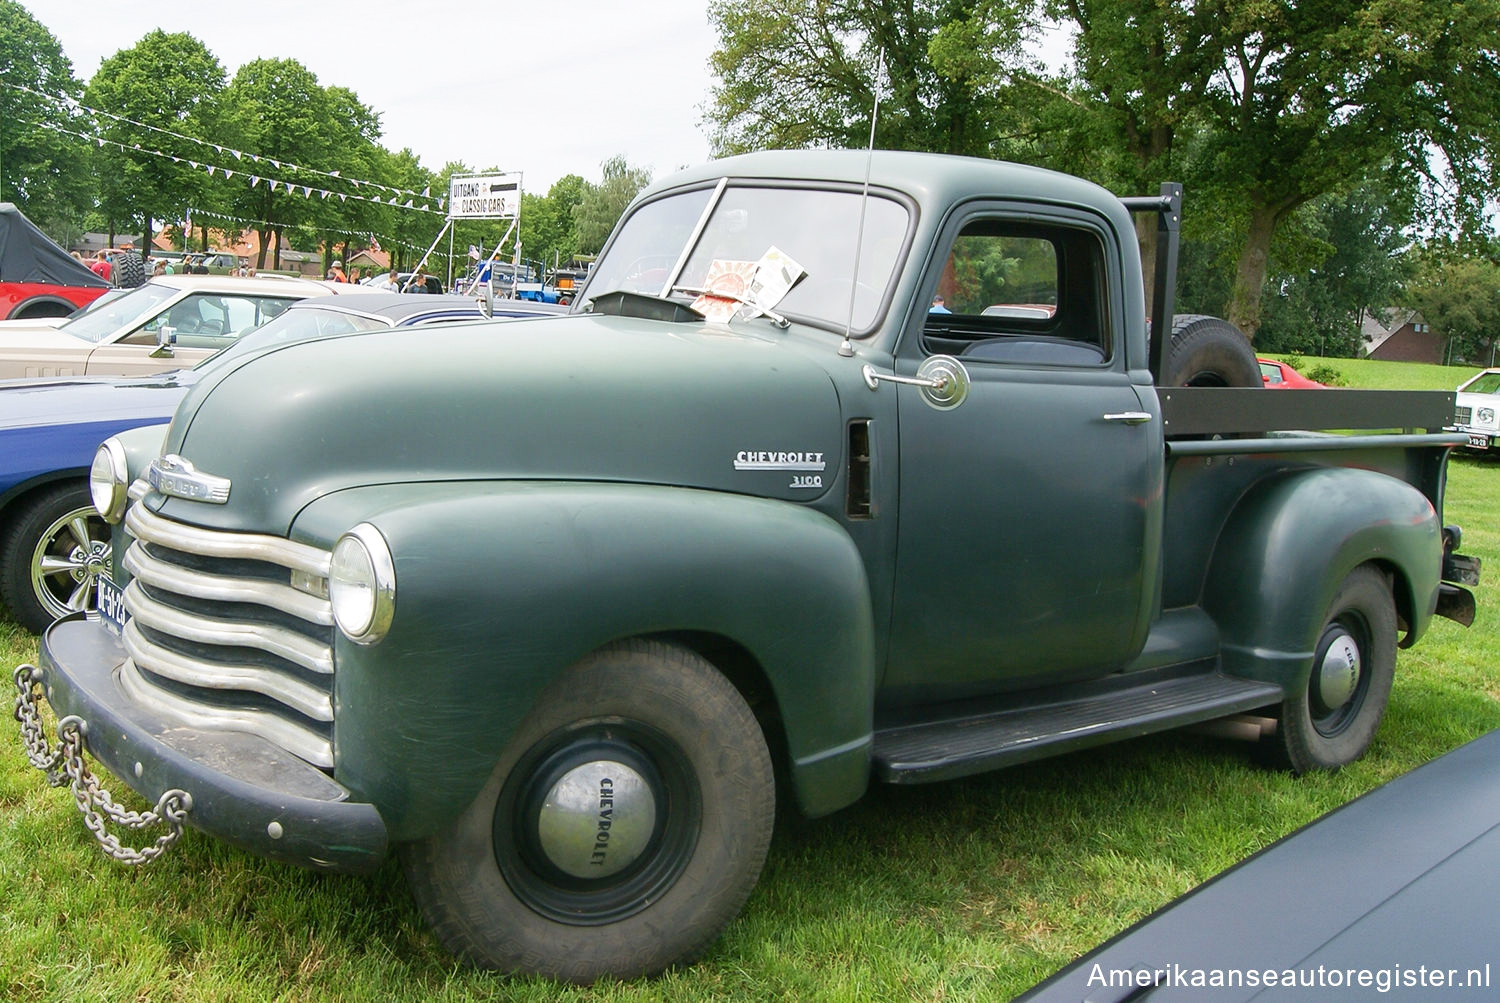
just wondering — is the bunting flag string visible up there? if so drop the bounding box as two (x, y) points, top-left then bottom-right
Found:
(39, 121), (448, 215)
(182, 206), (452, 258)
(3, 80), (468, 206)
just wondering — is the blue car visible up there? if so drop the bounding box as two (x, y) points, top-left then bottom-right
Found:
(0, 294), (564, 632)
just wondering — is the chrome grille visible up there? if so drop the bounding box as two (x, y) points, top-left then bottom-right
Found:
(1455, 405), (1473, 425)
(119, 502), (335, 768)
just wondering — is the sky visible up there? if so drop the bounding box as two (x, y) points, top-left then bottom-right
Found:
(27, 0), (721, 196)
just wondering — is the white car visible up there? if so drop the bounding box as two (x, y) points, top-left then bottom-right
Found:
(1451, 368), (1500, 452)
(0, 274), (351, 379)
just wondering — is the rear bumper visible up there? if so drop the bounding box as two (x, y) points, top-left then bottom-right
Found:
(34, 614), (387, 873)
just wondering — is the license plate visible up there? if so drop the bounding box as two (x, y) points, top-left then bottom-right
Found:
(96, 573), (128, 637)
(1469, 434), (1491, 449)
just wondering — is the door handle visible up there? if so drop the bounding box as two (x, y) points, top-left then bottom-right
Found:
(1103, 411), (1153, 424)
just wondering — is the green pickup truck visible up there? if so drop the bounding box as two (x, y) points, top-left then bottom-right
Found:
(16, 151), (1480, 983)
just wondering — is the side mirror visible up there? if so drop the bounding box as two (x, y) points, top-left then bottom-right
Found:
(150, 326), (177, 358)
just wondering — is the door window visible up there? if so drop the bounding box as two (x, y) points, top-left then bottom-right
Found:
(922, 220), (1110, 366)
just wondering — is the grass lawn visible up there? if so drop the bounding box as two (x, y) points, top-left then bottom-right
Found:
(3, 360), (1497, 1001)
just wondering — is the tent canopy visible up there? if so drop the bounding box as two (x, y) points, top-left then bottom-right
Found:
(0, 203), (109, 288)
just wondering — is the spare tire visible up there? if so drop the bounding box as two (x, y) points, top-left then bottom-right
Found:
(1163, 314), (1260, 387)
(112, 251), (145, 289)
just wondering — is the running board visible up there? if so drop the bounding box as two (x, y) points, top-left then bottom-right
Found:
(873, 672), (1283, 784)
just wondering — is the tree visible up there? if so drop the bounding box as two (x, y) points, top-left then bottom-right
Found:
(1254, 180), (1414, 357)
(1406, 254), (1500, 367)
(1052, 0), (1500, 336)
(315, 84), (387, 272)
(573, 156), (652, 255)
(707, 0), (1039, 158)
(83, 30), (226, 253)
(219, 58), (333, 270)
(521, 174), (587, 274)
(0, 1), (91, 226)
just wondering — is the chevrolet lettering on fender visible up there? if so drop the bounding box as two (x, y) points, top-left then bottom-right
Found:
(16, 150), (1479, 985)
(733, 450), (827, 470)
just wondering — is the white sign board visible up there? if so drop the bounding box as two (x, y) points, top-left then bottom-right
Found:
(449, 173), (522, 219)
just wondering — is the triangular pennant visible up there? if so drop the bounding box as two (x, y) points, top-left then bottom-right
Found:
(303, 186), (312, 197)
(249, 176), (260, 186)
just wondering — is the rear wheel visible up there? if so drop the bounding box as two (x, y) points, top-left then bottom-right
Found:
(1265, 564), (1396, 773)
(400, 639), (775, 983)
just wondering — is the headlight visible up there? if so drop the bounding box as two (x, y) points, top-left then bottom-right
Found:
(1480, 407), (1496, 425)
(329, 523), (396, 644)
(90, 438), (130, 523)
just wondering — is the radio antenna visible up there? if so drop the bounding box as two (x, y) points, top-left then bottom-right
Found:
(839, 49), (886, 358)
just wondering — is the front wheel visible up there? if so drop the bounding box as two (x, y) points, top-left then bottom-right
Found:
(400, 640), (775, 983)
(1265, 564), (1396, 773)
(0, 482), (111, 634)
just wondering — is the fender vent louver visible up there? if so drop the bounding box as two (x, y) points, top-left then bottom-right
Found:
(847, 419), (873, 519)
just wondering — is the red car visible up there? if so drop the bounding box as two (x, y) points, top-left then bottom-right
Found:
(0, 203), (109, 320)
(1258, 357), (1328, 388)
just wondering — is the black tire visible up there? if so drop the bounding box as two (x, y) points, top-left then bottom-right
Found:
(1264, 564), (1396, 773)
(400, 639), (775, 983)
(113, 252), (145, 289)
(0, 482), (110, 634)
(1163, 314), (1261, 387)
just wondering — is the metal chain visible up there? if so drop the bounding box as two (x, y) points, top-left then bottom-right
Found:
(13, 664), (192, 865)
(14, 664), (66, 784)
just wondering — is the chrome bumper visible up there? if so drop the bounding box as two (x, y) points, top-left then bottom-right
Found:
(32, 614), (387, 873)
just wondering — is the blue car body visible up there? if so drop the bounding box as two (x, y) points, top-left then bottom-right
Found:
(0, 294), (563, 630)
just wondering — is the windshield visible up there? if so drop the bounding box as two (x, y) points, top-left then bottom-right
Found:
(1461, 372), (1500, 395)
(581, 183), (910, 333)
(200, 307), (388, 369)
(60, 282), (176, 343)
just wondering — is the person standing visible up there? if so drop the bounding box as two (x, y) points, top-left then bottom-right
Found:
(329, 259), (348, 283)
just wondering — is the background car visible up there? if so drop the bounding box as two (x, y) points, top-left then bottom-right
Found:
(0, 293), (565, 633)
(1018, 728), (1500, 1001)
(0, 202), (110, 319)
(1258, 357), (1329, 388)
(1451, 368), (1500, 453)
(0, 273), (351, 379)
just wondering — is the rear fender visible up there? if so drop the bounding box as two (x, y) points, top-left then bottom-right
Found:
(294, 482), (876, 840)
(1202, 467), (1440, 690)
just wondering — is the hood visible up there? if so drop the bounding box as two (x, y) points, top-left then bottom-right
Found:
(0, 325), (96, 378)
(0, 369), (197, 430)
(156, 314), (848, 535)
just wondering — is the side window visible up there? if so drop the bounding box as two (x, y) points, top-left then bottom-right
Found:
(922, 219), (1109, 367)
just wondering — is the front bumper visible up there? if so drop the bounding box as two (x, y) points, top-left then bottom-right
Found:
(33, 614), (387, 873)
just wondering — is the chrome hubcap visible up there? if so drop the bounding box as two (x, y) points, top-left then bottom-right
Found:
(1316, 631), (1361, 711)
(536, 760), (657, 878)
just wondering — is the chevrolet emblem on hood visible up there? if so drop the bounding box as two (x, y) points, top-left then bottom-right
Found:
(147, 454), (231, 504)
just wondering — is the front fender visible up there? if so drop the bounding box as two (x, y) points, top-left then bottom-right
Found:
(1202, 467), (1441, 689)
(294, 482), (876, 840)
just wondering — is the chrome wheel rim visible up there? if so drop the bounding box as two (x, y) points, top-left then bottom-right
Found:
(30, 503), (111, 621)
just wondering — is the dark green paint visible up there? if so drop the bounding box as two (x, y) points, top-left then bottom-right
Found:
(58, 151), (1466, 865)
